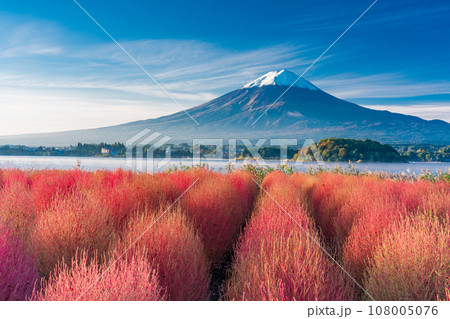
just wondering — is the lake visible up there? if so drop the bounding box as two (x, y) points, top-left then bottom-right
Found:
(0, 156), (449, 175)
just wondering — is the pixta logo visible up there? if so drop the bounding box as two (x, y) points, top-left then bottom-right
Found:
(126, 129), (325, 173)
(126, 129), (172, 173)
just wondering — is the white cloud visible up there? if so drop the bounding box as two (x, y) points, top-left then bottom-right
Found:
(362, 104), (450, 123)
(0, 87), (178, 135)
(314, 73), (450, 99)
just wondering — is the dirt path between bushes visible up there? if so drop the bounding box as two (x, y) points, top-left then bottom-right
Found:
(208, 249), (235, 301)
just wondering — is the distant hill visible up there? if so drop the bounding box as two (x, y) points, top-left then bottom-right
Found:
(0, 70), (449, 146)
(312, 138), (405, 162)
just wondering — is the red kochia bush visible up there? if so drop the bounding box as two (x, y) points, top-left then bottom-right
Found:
(260, 170), (290, 191)
(86, 178), (134, 228)
(332, 177), (397, 243)
(311, 175), (412, 245)
(340, 178), (449, 284)
(397, 180), (450, 220)
(33, 251), (166, 301)
(226, 181), (356, 301)
(167, 170), (195, 194)
(31, 192), (116, 276)
(0, 181), (36, 239)
(290, 173), (319, 200)
(83, 170), (193, 228)
(128, 173), (179, 208)
(225, 171), (258, 217)
(80, 169), (134, 227)
(167, 168), (215, 193)
(310, 173), (354, 241)
(364, 214), (449, 300)
(0, 224), (40, 301)
(342, 198), (406, 283)
(1, 169), (31, 189)
(442, 278), (450, 301)
(29, 169), (82, 211)
(310, 174), (397, 245)
(309, 174), (450, 286)
(122, 210), (210, 301)
(180, 173), (246, 263)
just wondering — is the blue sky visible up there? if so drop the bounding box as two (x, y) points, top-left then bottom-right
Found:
(0, 0), (449, 135)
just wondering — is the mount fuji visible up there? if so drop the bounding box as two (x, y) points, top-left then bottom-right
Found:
(0, 70), (449, 146)
(243, 70), (319, 91)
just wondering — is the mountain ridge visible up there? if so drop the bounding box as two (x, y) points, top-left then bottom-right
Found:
(0, 70), (448, 146)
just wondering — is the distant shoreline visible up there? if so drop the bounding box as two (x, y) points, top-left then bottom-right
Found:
(1, 138), (449, 163)
(0, 154), (449, 164)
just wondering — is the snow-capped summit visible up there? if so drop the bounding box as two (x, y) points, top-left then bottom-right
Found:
(243, 70), (319, 91)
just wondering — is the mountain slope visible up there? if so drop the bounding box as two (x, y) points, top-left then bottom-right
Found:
(0, 70), (449, 146)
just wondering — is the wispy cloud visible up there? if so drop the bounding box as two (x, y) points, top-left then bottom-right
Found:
(0, 15), (67, 58)
(363, 104), (450, 123)
(314, 73), (450, 122)
(314, 73), (450, 99)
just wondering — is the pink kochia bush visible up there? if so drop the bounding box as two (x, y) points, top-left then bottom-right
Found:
(226, 174), (356, 301)
(342, 198), (406, 283)
(121, 210), (211, 301)
(363, 214), (450, 301)
(83, 170), (193, 229)
(226, 171), (258, 216)
(180, 170), (257, 263)
(0, 224), (40, 301)
(33, 251), (166, 301)
(0, 181), (36, 239)
(443, 278), (450, 301)
(29, 169), (81, 211)
(310, 174), (398, 245)
(0, 169), (31, 189)
(307, 173), (450, 284)
(338, 179), (449, 284)
(31, 192), (116, 277)
(399, 180), (450, 220)
(85, 170), (135, 228)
